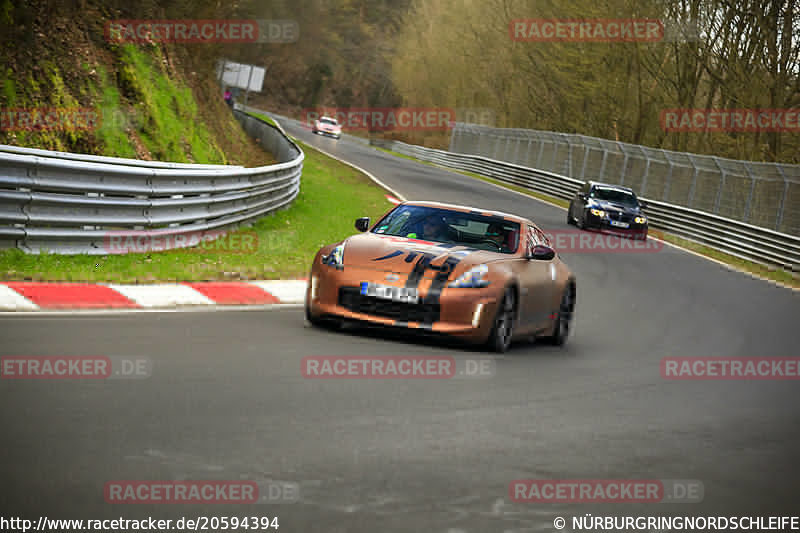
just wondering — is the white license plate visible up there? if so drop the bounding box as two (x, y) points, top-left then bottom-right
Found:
(610, 220), (630, 228)
(361, 282), (419, 304)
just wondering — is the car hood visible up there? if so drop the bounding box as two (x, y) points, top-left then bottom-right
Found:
(342, 233), (503, 279)
(588, 199), (642, 215)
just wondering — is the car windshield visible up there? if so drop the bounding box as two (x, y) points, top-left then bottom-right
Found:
(371, 205), (520, 254)
(591, 187), (638, 206)
(320, 118), (338, 125)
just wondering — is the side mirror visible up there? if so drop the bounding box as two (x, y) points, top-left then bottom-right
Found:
(639, 200), (649, 209)
(355, 217), (370, 232)
(528, 244), (556, 261)
(577, 193), (586, 201)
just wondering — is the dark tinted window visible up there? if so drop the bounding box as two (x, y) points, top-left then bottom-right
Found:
(590, 186), (638, 206)
(372, 205), (520, 253)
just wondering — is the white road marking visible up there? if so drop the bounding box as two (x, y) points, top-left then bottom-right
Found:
(105, 283), (214, 307)
(0, 285), (39, 311)
(249, 280), (308, 303)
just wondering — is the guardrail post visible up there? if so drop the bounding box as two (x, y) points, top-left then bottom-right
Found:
(580, 142), (590, 180)
(566, 137), (573, 177)
(688, 156), (699, 208)
(536, 137), (546, 168)
(741, 161), (757, 223)
(449, 125), (458, 152)
(525, 138), (533, 166)
(619, 142), (628, 185)
(712, 156), (726, 215)
(640, 146), (651, 197)
(663, 152), (674, 202)
(598, 149), (609, 181)
(775, 165), (789, 231)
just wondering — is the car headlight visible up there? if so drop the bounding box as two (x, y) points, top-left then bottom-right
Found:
(589, 208), (606, 217)
(634, 216), (647, 224)
(447, 264), (490, 288)
(322, 243), (345, 267)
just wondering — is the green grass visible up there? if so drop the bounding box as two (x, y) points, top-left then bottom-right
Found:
(94, 66), (137, 158)
(116, 45), (225, 163)
(247, 111), (278, 128)
(0, 141), (393, 282)
(0, 45), (231, 162)
(373, 146), (799, 289)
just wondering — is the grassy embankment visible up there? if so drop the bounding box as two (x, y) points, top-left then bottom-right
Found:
(0, 47), (392, 281)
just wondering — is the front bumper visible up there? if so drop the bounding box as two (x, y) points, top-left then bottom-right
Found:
(314, 129), (341, 138)
(306, 264), (502, 342)
(584, 212), (648, 238)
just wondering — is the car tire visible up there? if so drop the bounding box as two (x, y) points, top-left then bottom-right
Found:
(544, 285), (575, 346)
(576, 212), (585, 230)
(305, 300), (327, 328)
(566, 206), (575, 226)
(487, 288), (516, 353)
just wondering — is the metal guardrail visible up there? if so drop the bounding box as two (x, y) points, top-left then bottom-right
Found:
(377, 139), (800, 273)
(0, 144), (243, 170)
(0, 110), (303, 254)
(450, 123), (800, 236)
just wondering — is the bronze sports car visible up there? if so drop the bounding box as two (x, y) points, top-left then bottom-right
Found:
(305, 201), (576, 352)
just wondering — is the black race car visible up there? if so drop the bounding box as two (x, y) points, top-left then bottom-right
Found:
(567, 181), (649, 240)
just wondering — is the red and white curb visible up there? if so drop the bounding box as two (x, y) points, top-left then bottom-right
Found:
(0, 280), (308, 311)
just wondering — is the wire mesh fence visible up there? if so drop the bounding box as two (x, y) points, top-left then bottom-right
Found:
(450, 123), (800, 236)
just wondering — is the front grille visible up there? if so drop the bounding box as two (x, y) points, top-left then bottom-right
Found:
(338, 287), (440, 323)
(608, 211), (633, 223)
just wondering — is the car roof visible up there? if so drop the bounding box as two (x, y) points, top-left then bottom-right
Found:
(399, 200), (534, 226)
(320, 116), (337, 121)
(588, 181), (634, 193)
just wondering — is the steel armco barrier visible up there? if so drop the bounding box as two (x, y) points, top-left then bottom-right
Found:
(0, 110), (303, 254)
(378, 139), (799, 273)
(450, 123), (800, 237)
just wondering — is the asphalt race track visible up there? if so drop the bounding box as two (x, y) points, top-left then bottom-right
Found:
(1, 122), (799, 532)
